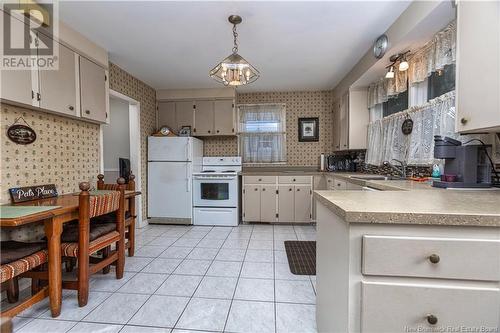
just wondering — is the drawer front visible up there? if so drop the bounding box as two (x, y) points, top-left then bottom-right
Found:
(362, 235), (500, 281)
(333, 178), (347, 190)
(243, 176), (276, 184)
(278, 175), (311, 184)
(361, 282), (500, 333)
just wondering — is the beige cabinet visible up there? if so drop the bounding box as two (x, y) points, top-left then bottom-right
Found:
(157, 101), (176, 130)
(260, 185), (277, 222)
(243, 185), (261, 222)
(333, 89), (369, 151)
(213, 100), (235, 135)
(39, 43), (78, 116)
(175, 101), (195, 131)
(79, 57), (107, 123)
(194, 100), (214, 136)
(278, 185), (295, 222)
(456, 1), (500, 133)
(294, 185), (312, 222)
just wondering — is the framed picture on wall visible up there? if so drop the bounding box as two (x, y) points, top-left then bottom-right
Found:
(298, 117), (319, 142)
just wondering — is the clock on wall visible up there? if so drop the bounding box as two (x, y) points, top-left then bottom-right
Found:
(373, 34), (388, 59)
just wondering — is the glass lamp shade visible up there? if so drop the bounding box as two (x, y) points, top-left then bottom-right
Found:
(210, 53), (260, 86)
(399, 60), (409, 71)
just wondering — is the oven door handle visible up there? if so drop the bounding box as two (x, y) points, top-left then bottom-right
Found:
(193, 176), (237, 180)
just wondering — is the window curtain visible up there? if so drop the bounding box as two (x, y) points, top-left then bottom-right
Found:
(238, 104), (286, 163)
(367, 20), (456, 109)
(365, 91), (456, 166)
(408, 79), (428, 107)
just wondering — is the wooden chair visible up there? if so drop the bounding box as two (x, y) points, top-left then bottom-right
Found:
(0, 241), (49, 318)
(60, 180), (126, 307)
(96, 173), (136, 257)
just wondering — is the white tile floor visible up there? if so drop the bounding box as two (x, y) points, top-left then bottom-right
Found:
(10, 224), (317, 333)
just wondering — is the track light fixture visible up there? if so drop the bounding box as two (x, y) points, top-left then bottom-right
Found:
(385, 51), (410, 79)
(385, 65), (395, 79)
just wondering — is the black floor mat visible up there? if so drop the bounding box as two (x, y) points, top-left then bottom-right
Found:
(284, 241), (316, 275)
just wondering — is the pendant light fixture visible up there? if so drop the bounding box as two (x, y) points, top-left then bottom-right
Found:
(385, 65), (395, 79)
(209, 15), (259, 86)
(398, 53), (409, 71)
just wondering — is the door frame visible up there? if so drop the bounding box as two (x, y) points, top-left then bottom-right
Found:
(100, 89), (146, 228)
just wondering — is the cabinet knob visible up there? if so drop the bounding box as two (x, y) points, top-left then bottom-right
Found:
(289, 188), (292, 191)
(262, 188), (266, 191)
(254, 188), (258, 191)
(216, 130), (220, 133)
(258, 178), (262, 181)
(293, 178), (296, 182)
(426, 314), (438, 325)
(85, 110), (90, 115)
(68, 105), (74, 111)
(460, 117), (468, 125)
(208, 130), (211, 133)
(297, 188), (300, 191)
(428, 254), (440, 264)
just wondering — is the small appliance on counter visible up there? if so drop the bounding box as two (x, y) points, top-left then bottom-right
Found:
(193, 156), (242, 226)
(326, 154), (358, 172)
(432, 136), (492, 188)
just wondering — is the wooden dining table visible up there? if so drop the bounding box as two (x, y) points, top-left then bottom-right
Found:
(0, 190), (141, 317)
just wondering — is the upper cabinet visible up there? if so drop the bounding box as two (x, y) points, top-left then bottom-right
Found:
(333, 88), (369, 151)
(157, 99), (235, 136)
(0, 11), (109, 124)
(79, 57), (108, 123)
(456, 1), (500, 133)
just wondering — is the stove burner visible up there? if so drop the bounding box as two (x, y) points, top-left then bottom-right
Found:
(202, 170), (216, 173)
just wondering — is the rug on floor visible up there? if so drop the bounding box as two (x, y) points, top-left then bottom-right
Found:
(284, 240), (316, 275)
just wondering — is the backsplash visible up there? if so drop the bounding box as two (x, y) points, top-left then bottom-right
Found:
(204, 90), (334, 167)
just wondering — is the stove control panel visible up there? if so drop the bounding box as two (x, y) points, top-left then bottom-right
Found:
(202, 156), (242, 166)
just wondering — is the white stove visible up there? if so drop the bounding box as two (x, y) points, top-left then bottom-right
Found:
(192, 157), (241, 226)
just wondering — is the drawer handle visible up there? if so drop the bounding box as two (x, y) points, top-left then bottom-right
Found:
(426, 314), (438, 325)
(258, 178), (262, 181)
(262, 188), (266, 191)
(85, 110), (90, 115)
(428, 254), (440, 264)
(254, 188), (258, 191)
(289, 188), (292, 191)
(68, 105), (74, 111)
(293, 178), (296, 181)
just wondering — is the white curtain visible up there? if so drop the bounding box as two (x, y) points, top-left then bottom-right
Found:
(238, 104), (286, 163)
(409, 79), (428, 107)
(368, 20), (456, 109)
(365, 91), (456, 166)
(369, 104), (383, 122)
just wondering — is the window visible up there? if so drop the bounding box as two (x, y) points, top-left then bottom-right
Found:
(383, 89), (408, 117)
(238, 104), (286, 163)
(427, 64), (455, 100)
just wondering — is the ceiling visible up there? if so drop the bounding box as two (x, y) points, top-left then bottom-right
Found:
(59, 1), (411, 92)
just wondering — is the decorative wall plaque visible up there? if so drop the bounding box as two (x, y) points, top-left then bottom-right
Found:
(6, 117), (36, 145)
(401, 116), (414, 135)
(9, 184), (58, 203)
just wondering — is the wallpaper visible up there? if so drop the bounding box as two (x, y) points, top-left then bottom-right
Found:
(108, 63), (156, 220)
(204, 90), (334, 167)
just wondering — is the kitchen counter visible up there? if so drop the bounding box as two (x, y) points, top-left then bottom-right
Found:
(314, 174), (500, 226)
(241, 166), (324, 175)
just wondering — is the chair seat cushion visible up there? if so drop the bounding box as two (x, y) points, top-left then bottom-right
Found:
(0, 241), (47, 265)
(61, 221), (117, 243)
(1, 248), (48, 283)
(90, 211), (132, 225)
(61, 231), (120, 257)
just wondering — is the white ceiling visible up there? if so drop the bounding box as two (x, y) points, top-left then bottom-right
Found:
(59, 1), (411, 92)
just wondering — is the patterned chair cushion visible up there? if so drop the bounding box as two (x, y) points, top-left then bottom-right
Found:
(90, 211), (132, 225)
(1, 249), (48, 283)
(89, 191), (121, 218)
(61, 221), (117, 243)
(1, 241), (46, 265)
(61, 231), (120, 257)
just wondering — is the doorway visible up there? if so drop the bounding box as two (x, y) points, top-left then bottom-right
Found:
(100, 90), (145, 228)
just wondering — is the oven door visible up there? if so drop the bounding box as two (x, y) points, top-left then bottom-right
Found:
(193, 176), (238, 207)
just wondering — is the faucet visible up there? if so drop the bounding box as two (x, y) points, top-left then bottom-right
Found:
(383, 159), (407, 179)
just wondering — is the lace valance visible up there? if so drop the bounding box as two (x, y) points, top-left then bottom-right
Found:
(368, 20), (456, 108)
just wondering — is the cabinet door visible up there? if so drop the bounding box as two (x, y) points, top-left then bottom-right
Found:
(214, 100), (235, 135)
(39, 42), (78, 116)
(243, 185), (260, 222)
(278, 185), (295, 223)
(80, 57), (107, 122)
(158, 102), (176, 130)
(456, 1), (500, 132)
(260, 185), (277, 222)
(332, 101), (341, 151)
(339, 93), (349, 150)
(194, 100), (214, 136)
(294, 185), (311, 222)
(0, 12), (33, 106)
(175, 101), (194, 133)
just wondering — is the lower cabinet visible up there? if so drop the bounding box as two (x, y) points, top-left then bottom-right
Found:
(242, 176), (312, 223)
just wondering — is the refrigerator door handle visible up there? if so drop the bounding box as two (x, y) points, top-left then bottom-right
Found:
(186, 166), (191, 192)
(186, 139), (191, 161)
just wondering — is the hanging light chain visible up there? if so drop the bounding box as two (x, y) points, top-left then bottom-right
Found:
(232, 24), (238, 54)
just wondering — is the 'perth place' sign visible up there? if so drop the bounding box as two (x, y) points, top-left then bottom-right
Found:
(9, 184), (58, 203)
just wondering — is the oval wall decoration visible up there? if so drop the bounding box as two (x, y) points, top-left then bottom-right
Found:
(401, 118), (414, 135)
(7, 124), (37, 145)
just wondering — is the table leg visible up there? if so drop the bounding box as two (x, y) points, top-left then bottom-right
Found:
(44, 218), (62, 317)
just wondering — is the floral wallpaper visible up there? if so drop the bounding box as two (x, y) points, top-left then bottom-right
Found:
(204, 90), (334, 167)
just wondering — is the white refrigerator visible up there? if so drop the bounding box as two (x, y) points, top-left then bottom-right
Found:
(148, 137), (203, 224)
